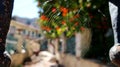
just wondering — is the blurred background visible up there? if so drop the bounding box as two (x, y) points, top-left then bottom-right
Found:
(6, 0), (116, 67)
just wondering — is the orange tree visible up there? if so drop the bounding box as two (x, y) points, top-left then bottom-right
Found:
(36, 0), (112, 61)
(37, 0), (91, 38)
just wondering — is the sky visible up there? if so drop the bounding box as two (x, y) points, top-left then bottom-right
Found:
(12, 0), (39, 18)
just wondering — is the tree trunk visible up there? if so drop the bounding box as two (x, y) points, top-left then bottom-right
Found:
(60, 34), (66, 54)
(52, 38), (61, 62)
(47, 39), (55, 54)
(52, 38), (59, 54)
(75, 28), (92, 58)
(0, 0), (14, 53)
(0, 0), (14, 66)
